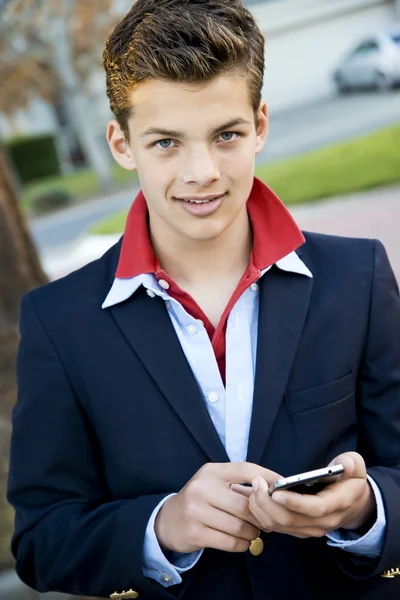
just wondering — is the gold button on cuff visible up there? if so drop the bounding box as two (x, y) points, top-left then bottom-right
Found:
(381, 567), (400, 579)
(249, 537), (264, 556)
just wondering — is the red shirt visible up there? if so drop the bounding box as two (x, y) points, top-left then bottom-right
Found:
(116, 177), (304, 383)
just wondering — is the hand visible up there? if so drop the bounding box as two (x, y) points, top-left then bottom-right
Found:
(154, 462), (278, 554)
(232, 452), (376, 539)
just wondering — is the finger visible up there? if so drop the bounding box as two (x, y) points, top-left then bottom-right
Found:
(208, 481), (261, 528)
(249, 491), (311, 532)
(249, 478), (301, 520)
(270, 488), (336, 518)
(328, 452), (367, 481)
(250, 478), (332, 528)
(203, 527), (252, 553)
(230, 484), (253, 498)
(253, 475), (272, 495)
(270, 478), (365, 518)
(202, 506), (260, 542)
(249, 490), (341, 536)
(216, 462), (280, 486)
(248, 481), (277, 516)
(287, 527), (328, 539)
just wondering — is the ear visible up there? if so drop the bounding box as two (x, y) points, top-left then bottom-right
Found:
(255, 101), (268, 156)
(106, 120), (137, 171)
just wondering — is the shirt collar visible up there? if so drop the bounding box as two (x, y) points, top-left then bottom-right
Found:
(102, 251), (312, 309)
(103, 177), (312, 309)
(263, 251), (313, 278)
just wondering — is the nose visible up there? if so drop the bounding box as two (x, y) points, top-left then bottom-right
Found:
(181, 146), (221, 187)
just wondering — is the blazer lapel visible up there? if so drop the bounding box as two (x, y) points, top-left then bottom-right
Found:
(108, 288), (229, 464)
(246, 265), (313, 465)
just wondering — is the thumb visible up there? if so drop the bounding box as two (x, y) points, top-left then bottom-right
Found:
(329, 452), (367, 481)
(220, 461), (280, 486)
(230, 484), (253, 498)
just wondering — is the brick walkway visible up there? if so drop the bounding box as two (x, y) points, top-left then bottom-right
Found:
(289, 186), (400, 282)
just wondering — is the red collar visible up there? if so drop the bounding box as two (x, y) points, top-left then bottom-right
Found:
(116, 177), (304, 279)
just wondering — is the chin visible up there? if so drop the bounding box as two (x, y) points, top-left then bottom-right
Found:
(182, 221), (228, 243)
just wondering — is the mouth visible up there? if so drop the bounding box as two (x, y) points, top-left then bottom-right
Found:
(176, 193), (225, 204)
(174, 193), (226, 217)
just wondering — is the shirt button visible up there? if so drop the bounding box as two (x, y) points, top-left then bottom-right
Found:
(158, 279), (170, 290)
(165, 301), (171, 309)
(250, 283), (259, 292)
(208, 392), (219, 403)
(187, 325), (198, 335)
(146, 289), (156, 298)
(161, 574), (173, 583)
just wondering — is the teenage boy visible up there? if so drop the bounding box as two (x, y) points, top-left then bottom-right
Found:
(8, 1), (400, 599)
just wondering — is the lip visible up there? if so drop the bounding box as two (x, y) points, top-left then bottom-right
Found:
(175, 193), (226, 202)
(175, 193), (226, 217)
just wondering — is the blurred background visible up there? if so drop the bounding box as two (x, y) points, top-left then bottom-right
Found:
(0, 0), (399, 598)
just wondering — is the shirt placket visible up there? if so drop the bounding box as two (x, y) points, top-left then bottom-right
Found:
(164, 300), (227, 447)
(225, 285), (259, 463)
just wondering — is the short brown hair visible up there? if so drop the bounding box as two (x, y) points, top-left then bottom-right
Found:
(103, 0), (265, 139)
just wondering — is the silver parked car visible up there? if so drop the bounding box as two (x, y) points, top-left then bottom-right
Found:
(333, 26), (400, 93)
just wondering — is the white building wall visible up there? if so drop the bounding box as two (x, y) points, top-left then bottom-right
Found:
(253, 0), (397, 112)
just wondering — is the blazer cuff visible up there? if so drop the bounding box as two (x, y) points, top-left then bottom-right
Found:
(142, 493), (203, 587)
(326, 475), (385, 557)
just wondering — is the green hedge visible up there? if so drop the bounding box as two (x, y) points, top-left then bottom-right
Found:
(6, 134), (61, 184)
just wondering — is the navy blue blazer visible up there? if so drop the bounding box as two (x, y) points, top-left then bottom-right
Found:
(7, 232), (400, 600)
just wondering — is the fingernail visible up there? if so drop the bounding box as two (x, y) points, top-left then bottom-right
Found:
(252, 478), (259, 492)
(272, 492), (286, 505)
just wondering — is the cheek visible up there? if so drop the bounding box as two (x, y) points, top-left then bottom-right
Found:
(135, 153), (174, 191)
(220, 144), (255, 178)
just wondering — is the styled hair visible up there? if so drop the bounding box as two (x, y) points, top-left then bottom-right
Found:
(103, 0), (265, 139)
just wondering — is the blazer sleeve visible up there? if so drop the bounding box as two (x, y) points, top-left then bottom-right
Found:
(7, 292), (183, 600)
(332, 239), (400, 579)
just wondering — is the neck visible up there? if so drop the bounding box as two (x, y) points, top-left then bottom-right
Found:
(149, 208), (253, 285)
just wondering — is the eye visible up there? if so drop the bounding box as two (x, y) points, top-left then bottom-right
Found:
(219, 132), (240, 142)
(154, 139), (176, 149)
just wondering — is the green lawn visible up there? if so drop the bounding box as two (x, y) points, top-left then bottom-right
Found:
(22, 164), (138, 213)
(91, 123), (400, 235)
(256, 122), (400, 205)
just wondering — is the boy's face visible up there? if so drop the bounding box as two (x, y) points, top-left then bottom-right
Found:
(107, 72), (268, 244)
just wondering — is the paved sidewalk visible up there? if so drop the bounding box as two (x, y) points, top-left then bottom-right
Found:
(289, 185), (400, 281)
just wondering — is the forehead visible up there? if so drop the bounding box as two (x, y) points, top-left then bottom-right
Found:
(128, 73), (254, 134)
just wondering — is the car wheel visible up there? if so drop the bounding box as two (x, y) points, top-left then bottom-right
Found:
(375, 71), (392, 92)
(335, 73), (350, 94)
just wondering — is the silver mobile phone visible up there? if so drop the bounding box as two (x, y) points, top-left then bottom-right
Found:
(268, 464), (345, 496)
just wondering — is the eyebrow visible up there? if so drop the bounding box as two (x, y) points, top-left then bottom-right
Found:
(140, 118), (252, 139)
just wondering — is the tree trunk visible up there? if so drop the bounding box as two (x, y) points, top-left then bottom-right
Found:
(0, 145), (47, 569)
(63, 85), (113, 189)
(50, 16), (113, 191)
